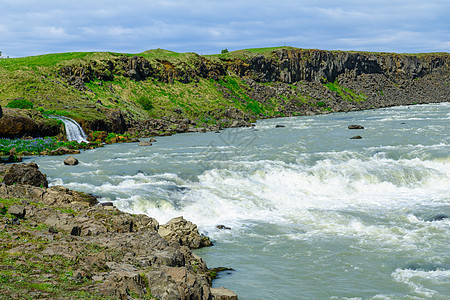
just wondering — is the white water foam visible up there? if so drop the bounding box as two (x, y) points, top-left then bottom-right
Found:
(392, 268), (450, 298)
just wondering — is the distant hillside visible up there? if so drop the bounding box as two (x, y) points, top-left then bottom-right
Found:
(0, 47), (449, 138)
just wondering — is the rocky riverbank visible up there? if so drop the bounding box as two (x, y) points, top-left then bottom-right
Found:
(0, 163), (237, 299)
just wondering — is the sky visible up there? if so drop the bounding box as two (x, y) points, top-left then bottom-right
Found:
(0, 0), (449, 58)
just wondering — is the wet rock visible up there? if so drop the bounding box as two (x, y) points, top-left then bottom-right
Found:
(64, 156), (79, 165)
(138, 141), (152, 146)
(216, 225), (231, 230)
(350, 135), (363, 139)
(159, 216), (213, 249)
(211, 287), (238, 300)
(348, 125), (364, 129)
(426, 214), (448, 222)
(3, 163), (48, 188)
(7, 205), (26, 219)
(275, 125), (285, 128)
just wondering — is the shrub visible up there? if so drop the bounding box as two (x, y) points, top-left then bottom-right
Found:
(317, 101), (326, 107)
(221, 48), (229, 54)
(6, 99), (34, 109)
(137, 96), (153, 111)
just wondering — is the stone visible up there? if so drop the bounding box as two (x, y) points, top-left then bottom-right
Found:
(211, 287), (238, 300)
(71, 226), (81, 236)
(138, 141), (152, 146)
(350, 136), (363, 139)
(49, 147), (80, 156)
(64, 156), (79, 165)
(348, 125), (364, 129)
(275, 125), (285, 128)
(159, 216), (213, 249)
(425, 214), (448, 222)
(216, 225), (231, 230)
(48, 226), (58, 234)
(8, 205), (26, 219)
(3, 163), (48, 188)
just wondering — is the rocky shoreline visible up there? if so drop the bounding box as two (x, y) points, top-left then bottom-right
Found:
(0, 163), (238, 299)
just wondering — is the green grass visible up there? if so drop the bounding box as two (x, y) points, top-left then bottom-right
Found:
(324, 81), (367, 102)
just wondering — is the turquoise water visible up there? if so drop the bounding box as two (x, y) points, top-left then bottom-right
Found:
(31, 103), (450, 299)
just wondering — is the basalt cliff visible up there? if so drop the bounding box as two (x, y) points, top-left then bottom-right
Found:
(0, 47), (449, 138)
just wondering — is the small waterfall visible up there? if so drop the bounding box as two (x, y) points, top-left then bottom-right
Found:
(49, 115), (89, 143)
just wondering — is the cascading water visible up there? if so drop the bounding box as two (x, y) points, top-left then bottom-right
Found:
(49, 115), (89, 143)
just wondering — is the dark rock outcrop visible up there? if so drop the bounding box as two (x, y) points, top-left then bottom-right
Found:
(348, 125), (365, 129)
(2, 162), (48, 188)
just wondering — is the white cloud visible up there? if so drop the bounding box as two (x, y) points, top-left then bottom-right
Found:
(0, 0), (448, 57)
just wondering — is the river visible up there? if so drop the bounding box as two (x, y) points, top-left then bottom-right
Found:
(30, 103), (450, 299)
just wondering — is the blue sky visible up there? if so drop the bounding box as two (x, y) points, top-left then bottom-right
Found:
(0, 0), (449, 57)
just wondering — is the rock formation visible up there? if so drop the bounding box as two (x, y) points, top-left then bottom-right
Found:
(0, 164), (236, 299)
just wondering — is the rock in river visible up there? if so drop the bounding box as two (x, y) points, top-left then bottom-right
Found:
(64, 156), (79, 165)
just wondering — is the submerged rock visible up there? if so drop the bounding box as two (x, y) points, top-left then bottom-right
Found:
(348, 125), (364, 129)
(138, 141), (152, 146)
(216, 225), (231, 230)
(350, 135), (363, 139)
(425, 214), (448, 222)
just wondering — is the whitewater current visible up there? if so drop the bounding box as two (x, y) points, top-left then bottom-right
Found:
(32, 103), (449, 299)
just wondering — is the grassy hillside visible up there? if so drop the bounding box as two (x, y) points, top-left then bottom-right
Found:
(1, 47), (448, 138)
(0, 48), (292, 123)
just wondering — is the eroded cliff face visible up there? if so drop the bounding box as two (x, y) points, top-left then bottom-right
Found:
(247, 49), (449, 83)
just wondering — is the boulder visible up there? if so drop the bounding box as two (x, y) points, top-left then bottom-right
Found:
(3, 163), (48, 188)
(159, 216), (213, 249)
(64, 156), (79, 165)
(350, 135), (363, 139)
(348, 125), (364, 129)
(7, 205), (26, 219)
(275, 125), (285, 128)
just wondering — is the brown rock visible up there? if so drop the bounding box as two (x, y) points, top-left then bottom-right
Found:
(7, 205), (26, 219)
(211, 287), (238, 300)
(64, 156), (79, 165)
(159, 216), (213, 249)
(138, 141), (152, 146)
(350, 135), (363, 139)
